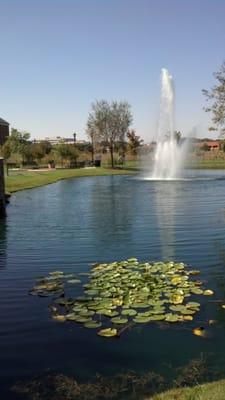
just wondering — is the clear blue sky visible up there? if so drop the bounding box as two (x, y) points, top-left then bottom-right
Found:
(0, 0), (225, 141)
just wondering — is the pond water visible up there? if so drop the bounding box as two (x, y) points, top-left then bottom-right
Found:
(1, 171), (225, 398)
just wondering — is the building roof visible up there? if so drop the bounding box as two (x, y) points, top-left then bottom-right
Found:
(0, 118), (9, 126)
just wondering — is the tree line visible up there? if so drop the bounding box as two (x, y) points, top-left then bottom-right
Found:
(0, 100), (143, 171)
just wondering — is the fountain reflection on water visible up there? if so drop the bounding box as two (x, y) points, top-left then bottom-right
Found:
(150, 68), (187, 180)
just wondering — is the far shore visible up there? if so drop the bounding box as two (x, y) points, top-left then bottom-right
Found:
(5, 167), (137, 194)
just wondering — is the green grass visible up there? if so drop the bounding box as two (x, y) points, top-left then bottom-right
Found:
(188, 159), (225, 169)
(5, 167), (135, 193)
(149, 379), (225, 400)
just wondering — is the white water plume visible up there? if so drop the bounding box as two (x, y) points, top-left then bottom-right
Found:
(151, 68), (186, 180)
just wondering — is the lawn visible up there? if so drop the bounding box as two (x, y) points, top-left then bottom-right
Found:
(149, 379), (225, 400)
(5, 167), (136, 193)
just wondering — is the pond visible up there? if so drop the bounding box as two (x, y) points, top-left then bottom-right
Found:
(1, 171), (225, 398)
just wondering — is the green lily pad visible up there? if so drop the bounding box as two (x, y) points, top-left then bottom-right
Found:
(191, 288), (203, 295)
(165, 313), (179, 322)
(186, 302), (201, 309)
(96, 309), (119, 317)
(170, 294), (184, 304)
(31, 257), (213, 336)
(121, 309), (137, 316)
(84, 321), (102, 329)
(133, 316), (152, 323)
(72, 316), (91, 323)
(149, 315), (165, 321)
(111, 317), (128, 324)
(66, 313), (78, 321)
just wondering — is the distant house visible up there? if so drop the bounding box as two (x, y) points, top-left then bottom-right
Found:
(205, 140), (220, 150)
(194, 139), (220, 151)
(0, 118), (9, 146)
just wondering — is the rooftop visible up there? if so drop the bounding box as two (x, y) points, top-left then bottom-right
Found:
(0, 118), (9, 126)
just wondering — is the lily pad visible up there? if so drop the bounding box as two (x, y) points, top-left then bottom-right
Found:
(191, 288), (203, 295)
(133, 316), (152, 323)
(121, 309), (137, 316)
(149, 314), (165, 321)
(111, 317), (128, 324)
(30, 258), (213, 337)
(97, 328), (118, 337)
(170, 294), (184, 305)
(186, 302), (201, 309)
(84, 321), (102, 329)
(165, 314), (179, 323)
(52, 314), (66, 322)
(203, 289), (214, 296)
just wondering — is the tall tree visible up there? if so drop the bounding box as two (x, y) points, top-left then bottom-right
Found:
(202, 61), (225, 135)
(87, 100), (132, 168)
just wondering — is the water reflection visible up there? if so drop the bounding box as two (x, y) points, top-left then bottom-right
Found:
(0, 219), (7, 269)
(153, 183), (177, 260)
(87, 176), (133, 247)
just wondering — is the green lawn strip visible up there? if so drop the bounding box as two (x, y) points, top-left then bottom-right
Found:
(149, 379), (225, 400)
(188, 159), (225, 169)
(6, 167), (136, 193)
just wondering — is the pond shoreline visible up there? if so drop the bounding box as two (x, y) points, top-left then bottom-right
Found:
(5, 167), (137, 194)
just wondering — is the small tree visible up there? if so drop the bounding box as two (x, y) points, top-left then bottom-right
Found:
(201, 143), (210, 151)
(202, 61), (225, 135)
(127, 130), (143, 155)
(174, 130), (182, 144)
(55, 143), (79, 167)
(0, 128), (31, 169)
(86, 116), (96, 164)
(86, 100), (132, 168)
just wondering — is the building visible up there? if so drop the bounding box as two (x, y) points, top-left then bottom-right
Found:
(34, 136), (88, 145)
(194, 140), (220, 151)
(0, 118), (9, 146)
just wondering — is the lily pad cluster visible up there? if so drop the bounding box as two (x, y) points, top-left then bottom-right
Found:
(30, 258), (214, 338)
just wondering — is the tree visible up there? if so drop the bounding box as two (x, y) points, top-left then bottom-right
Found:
(87, 100), (132, 168)
(0, 128), (31, 168)
(127, 130), (143, 155)
(86, 116), (96, 164)
(55, 143), (79, 167)
(201, 143), (210, 151)
(0, 141), (12, 175)
(174, 130), (182, 144)
(202, 61), (225, 135)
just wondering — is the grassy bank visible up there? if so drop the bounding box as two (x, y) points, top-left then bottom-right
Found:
(149, 379), (225, 400)
(5, 167), (136, 193)
(189, 159), (225, 169)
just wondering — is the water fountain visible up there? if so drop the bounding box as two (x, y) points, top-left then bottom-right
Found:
(151, 68), (186, 180)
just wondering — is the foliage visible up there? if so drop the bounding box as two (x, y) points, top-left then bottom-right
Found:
(127, 129), (143, 154)
(174, 130), (182, 144)
(54, 143), (79, 166)
(201, 143), (210, 152)
(203, 61), (225, 135)
(87, 100), (133, 167)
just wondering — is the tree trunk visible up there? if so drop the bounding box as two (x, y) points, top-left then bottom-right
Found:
(91, 135), (94, 165)
(110, 142), (114, 168)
